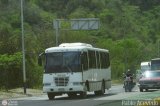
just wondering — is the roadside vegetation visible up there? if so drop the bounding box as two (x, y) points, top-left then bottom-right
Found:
(0, 0), (160, 90)
(0, 88), (43, 99)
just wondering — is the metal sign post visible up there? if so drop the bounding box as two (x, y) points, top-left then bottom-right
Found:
(54, 20), (60, 46)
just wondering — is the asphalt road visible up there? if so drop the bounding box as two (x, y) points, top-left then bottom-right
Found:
(1, 84), (159, 106)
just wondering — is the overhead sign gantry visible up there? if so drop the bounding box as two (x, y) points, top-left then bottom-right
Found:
(53, 18), (100, 46)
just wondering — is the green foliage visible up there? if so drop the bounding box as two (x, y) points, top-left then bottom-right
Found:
(0, 0), (160, 89)
(0, 52), (22, 89)
(96, 38), (145, 78)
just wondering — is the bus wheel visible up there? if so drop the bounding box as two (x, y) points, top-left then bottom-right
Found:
(47, 93), (55, 100)
(68, 93), (77, 98)
(80, 85), (87, 98)
(94, 81), (105, 95)
(94, 90), (100, 95)
(140, 88), (143, 92)
(100, 81), (105, 95)
(80, 91), (87, 98)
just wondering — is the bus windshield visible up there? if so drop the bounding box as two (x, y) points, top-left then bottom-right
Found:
(45, 52), (81, 73)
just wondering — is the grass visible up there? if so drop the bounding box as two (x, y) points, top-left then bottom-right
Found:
(0, 88), (43, 99)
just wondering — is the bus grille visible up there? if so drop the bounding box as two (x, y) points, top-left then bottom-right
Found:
(54, 77), (69, 86)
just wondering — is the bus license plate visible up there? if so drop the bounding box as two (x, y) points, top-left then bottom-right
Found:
(58, 88), (65, 91)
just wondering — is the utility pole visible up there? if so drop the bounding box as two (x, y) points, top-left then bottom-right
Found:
(21, 0), (26, 94)
(54, 20), (60, 46)
(122, 15), (127, 72)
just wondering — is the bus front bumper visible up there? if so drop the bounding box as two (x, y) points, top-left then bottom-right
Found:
(43, 86), (84, 93)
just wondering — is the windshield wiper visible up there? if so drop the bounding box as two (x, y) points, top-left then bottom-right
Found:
(62, 65), (73, 74)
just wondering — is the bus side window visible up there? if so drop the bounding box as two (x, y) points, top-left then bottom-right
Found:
(96, 51), (101, 69)
(100, 52), (110, 68)
(88, 50), (96, 69)
(106, 53), (110, 68)
(81, 52), (88, 71)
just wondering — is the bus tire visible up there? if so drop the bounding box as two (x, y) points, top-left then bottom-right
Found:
(80, 91), (87, 98)
(100, 81), (105, 95)
(47, 93), (55, 100)
(85, 81), (89, 91)
(68, 93), (77, 98)
(140, 88), (143, 92)
(94, 81), (105, 95)
(80, 85), (87, 98)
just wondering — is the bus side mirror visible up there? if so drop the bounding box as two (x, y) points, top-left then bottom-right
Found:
(38, 52), (44, 66)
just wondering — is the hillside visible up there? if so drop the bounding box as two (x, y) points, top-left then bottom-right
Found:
(0, 0), (160, 89)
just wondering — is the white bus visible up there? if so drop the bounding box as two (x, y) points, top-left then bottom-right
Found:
(38, 43), (111, 100)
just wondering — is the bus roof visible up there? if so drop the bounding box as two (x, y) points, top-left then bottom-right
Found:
(151, 58), (160, 61)
(45, 43), (109, 53)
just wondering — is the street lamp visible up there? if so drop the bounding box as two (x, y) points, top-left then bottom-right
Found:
(21, 0), (26, 94)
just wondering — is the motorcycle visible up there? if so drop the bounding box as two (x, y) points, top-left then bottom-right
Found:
(123, 73), (135, 92)
(124, 76), (132, 92)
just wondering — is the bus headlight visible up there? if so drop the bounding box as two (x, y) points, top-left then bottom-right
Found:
(73, 82), (83, 86)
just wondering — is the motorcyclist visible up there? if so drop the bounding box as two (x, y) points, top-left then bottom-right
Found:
(125, 69), (133, 83)
(123, 69), (134, 92)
